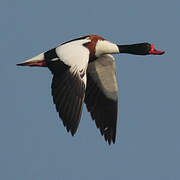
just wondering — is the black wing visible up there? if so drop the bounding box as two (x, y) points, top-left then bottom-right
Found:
(85, 55), (118, 144)
(51, 67), (86, 135)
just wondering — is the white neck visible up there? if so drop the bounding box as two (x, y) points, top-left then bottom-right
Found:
(95, 40), (119, 57)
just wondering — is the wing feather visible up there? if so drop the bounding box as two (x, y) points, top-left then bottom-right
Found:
(85, 54), (118, 144)
(48, 41), (89, 136)
(51, 68), (86, 135)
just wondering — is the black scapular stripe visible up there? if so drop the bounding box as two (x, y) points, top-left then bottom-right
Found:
(44, 48), (70, 75)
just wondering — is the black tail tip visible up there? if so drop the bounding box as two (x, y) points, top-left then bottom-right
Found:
(16, 63), (24, 66)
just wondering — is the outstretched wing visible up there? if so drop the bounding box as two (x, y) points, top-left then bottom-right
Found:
(52, 67), (86, 135)
(85, 54), (118, 144)
(49, 39), (90, 135)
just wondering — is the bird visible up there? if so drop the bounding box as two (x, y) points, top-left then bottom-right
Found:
(17, 34), (164, 144)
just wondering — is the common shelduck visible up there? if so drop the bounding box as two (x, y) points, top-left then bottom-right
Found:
(17, 34), (164, 144)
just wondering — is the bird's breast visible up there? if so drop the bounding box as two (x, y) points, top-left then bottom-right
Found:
(84, 41), (97, 62)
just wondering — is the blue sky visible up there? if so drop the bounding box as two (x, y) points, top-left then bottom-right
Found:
(1, 0), (180, 179)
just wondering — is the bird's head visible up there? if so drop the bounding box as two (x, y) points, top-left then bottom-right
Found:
(117, 42), (165, 55)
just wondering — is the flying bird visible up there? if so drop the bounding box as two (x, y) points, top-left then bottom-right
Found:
(17, 34), (164, 144)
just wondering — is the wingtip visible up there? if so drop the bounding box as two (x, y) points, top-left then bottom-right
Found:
(70, 129), (76, 136)
(107, 139), (115, 145)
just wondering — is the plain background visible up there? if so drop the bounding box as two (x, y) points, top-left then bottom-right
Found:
(1, 0), (179, 179)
